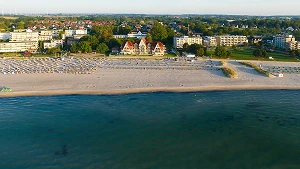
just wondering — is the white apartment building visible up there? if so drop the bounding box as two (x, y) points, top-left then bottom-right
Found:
(39, 30), (53, 41)
(173, 36), (203, 48)
(0, 42), (38, 53)
(273, 34), (296, 50)
(0, 29), (39, 53)
(215, 35), (248, 46)
(0, 33), (10, 40)
(113, 31), (147, 39)
(113, 35), (128, 39)
(127, 31), (147, 39)
(65, 29), (87, 38)
(203, 36), (217, 47)
(10, 31), (39, 42)
(44, 40), (63, 49)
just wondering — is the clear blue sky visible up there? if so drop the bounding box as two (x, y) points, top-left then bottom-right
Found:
(0, 0), (299, 15)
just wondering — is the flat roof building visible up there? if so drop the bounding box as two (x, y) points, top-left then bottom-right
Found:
(44, 40), (63, 49)
(274, 34), (296, 50)
(173, 36), (202, 48)
(203, 36), (217, 47)
(215, 35), (248, 46)
(0, 42), (38, 53)
(10, 31), (39, 42)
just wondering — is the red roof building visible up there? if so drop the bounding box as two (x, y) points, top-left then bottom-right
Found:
(120, 38), (165, 56)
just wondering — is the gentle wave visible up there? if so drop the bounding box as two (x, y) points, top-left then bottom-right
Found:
(0, 90), (300, 169)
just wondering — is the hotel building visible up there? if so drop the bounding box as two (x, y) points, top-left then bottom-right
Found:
(0, 42), (38, 53)
(203, 36), (217, 47)
(173, 36), (202, 48)
(273, 34), (297, 50)
(215, 35), (248, 46)
(44, 40), (64, 49)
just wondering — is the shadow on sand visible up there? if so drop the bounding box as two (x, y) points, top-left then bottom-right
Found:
(227, 61), (267, 77)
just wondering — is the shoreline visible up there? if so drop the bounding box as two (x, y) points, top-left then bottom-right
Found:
(1, 86), (300, 98)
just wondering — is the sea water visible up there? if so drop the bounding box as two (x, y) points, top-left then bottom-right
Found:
(0, 90), (300, 169)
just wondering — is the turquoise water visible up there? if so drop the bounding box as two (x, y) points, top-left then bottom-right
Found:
(0, 91), (300, 169)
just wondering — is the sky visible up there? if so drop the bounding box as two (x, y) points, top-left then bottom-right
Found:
(0, 0), (299, 16)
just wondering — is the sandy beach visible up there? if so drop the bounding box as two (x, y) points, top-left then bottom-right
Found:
(1, 58), (300, 97)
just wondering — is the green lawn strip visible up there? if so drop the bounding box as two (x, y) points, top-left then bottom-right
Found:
(207, 48), (298, 62)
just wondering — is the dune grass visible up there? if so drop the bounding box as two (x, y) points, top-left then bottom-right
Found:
(221, 67), (238, 78)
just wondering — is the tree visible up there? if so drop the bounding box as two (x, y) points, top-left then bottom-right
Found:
(253, 49), (267, 58)
(146, 33), (153, 42)
(47, 47), (61, 54)
(261, 50), (267, 57)
(290, 51), (296, 58)
(108, 38), (123, 48)
(196, 48), (205, 56)
(253, 49), (262, 57)
(77, 41), (92, 53)
(38, 41), (44, 53)
(182, 43), (189, 52)
(232, 45), (237, 50)
(58, 31), (64, 39)
(226, 50), (232, 57)
(79, 35), (99, 50)
(215, 46), (229, 58)
(150, 21), (168, 41)
(96, 43), (109, 54)
(16, 22), (25, 29)
(91, 25), (113, 43)
(70, 43), (77, 53)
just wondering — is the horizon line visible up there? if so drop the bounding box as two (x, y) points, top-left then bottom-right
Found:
(1, 13), (300, 17)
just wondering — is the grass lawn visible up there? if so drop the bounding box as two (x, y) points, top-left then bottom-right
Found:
(208, 48), (299, 62)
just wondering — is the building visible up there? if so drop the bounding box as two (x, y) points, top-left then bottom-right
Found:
(65, 29), (87, 38)
(39, 30), (53, 41)
(44, 40), (63, 49)
(173, 36), (202, 48)
(127, 31), (147, 39)
(120, 38), (165, 56)
(203, 36), (217, 47)
(0, 29), (39, 53)
(274, 34), (296, 50)
(113, 35), (128, 39)
(0, 42), (38, 53)
(113, 31), (147, 39)
(10, 30), (39, 42)
(286, 41), (300, 51)
(249, 36), (262, 44)
(0, 33), (10, 40)
(215, 35), (248, 46)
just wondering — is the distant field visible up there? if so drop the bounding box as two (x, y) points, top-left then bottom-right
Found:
(0, 16), (19, 20)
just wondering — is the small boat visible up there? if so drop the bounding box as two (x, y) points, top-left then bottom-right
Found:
(0, 86), (12, 92)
